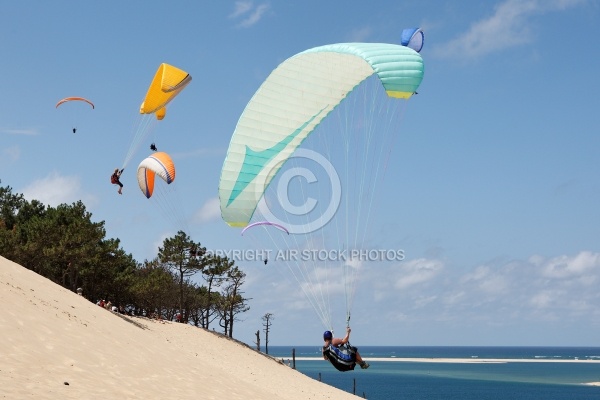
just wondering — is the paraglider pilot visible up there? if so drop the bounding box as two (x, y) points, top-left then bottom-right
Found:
(150, 143), (157, 151)
(322, 327), (369, 371)
(111, 168), (124, 195)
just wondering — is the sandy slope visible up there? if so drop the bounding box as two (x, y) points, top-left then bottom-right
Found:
(0, 256), (355, 399)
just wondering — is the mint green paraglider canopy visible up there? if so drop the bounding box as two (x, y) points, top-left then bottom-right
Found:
(219, 42), (424, 227)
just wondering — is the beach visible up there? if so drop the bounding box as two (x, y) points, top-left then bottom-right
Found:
(0, 256), (356, 399)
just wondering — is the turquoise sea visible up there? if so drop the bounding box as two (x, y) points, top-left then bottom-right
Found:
(269, 346), (600, 399)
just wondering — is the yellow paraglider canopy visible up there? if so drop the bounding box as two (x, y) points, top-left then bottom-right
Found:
(139, 63), (191, 115)
(121, 63), (191, 169)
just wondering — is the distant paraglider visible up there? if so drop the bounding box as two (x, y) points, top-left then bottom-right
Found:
(240, 221), (290, 236)
(55, 97), (94, 133)
(241, 221), (289, 266)
(55, 97), (95, 109)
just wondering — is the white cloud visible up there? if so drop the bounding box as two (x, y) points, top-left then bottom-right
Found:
(194, 197), (221, 223)
(460, 265), (492, 283)
(444, 251), (600, 316)
(432, 0), (586, 60)
(460, 265), (509, 295)
(442, 290), (466, 306)
(393, 258), (443, 289)
(240, 4), (270, 28)
(413, 295), (437, 308)
(229, 1), (253, 19)
(478, 274), (509, 295)
(240, 249), (600, 343)
(230, 1), (270, 28)
(344, 255), (363, 270)
(1, 128), (38, 136)
(152, 231), (176, 256)
(20, 171), (97, 207)
(364, 250), (600, 327)
(541, 251), (600, 278)
(529, 290), (555, 308)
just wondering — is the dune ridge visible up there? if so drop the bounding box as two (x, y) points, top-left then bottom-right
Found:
(0, 256), (355, 399)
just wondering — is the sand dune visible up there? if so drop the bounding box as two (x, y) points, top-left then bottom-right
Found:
(0, 256), (355, 399)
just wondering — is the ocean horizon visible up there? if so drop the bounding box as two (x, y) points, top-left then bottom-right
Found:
(268, 346), (600, 400)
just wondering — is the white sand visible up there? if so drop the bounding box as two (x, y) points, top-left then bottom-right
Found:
(0, 256), (356, 400)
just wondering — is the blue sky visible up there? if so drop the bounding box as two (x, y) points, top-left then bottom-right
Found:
(2, 0), (599, 346)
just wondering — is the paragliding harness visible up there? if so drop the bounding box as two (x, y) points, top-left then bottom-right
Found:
(323, 342), (358, 372)
(111, 169), (124, 185)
